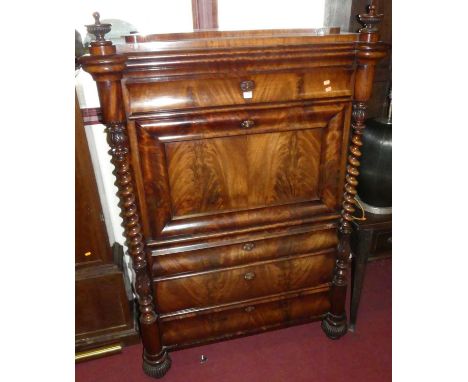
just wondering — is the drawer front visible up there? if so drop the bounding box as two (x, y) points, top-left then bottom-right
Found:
(160, 287), (330, 347)
(152, 225), (338, 277)
(153, 250), (335, 313)
(126, 68), (353, 113)
(137, 102), (349, 240)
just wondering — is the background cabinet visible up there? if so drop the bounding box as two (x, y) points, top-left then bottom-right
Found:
(75, 94), (139, 360)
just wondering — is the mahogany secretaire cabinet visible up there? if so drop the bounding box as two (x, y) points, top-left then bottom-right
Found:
(80, 4), (386, 378)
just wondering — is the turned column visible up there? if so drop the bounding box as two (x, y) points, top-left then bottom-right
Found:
(79, 13), (171, 378)
(322, 1), (386, 339)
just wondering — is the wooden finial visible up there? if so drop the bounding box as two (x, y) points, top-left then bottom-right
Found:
(358, 1), (383, 34)
(92, 12), (101, 25)
(85, 12), (112, 42)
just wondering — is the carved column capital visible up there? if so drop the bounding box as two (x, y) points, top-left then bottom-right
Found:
(107, 122), (130, 158)
(352, 102), (367, 124)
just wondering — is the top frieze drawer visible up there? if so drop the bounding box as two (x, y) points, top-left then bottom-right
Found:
(124, 68), (353, 114)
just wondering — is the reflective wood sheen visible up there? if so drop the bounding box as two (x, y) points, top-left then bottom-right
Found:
(80, 8), (386, 377)
(154, 249), (335, 313)
(126, 68), (353, 113)
(160, 287), (331, 348)
(166, 129), (322, 216)
(151, 225), (338, 276)
(136, 103), (348, 240)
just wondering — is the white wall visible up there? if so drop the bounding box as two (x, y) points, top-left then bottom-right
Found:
(75, 0), (193, 41)
(218, 0), (325, 30)
(76, 70), (138, 284)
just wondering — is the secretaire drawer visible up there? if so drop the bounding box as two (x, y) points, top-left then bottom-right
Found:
(151, 225), (338, 277)
(153, 249), (335, 313)
(160, 286), (330, 348)
(137, 101), (348, 240)
(125, 67), (353, 113)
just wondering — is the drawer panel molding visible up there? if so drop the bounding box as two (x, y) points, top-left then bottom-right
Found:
(153, 249), (335, 313)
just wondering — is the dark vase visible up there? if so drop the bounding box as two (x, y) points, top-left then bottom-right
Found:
(357, 117), (392, 211)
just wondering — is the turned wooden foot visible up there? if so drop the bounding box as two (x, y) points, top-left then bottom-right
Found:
(321, 312), (348, 340)
(143, 350), (171, 379)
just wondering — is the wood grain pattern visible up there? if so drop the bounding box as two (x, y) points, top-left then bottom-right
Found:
(119, 30), (356, 55)
(151, 226), (338, 276)
(126, 68), (352, 113)
(322, 1), (386, 340)
(75, 267), (132, 339)
(153, 249), (335, 313)
(122, 46), (356, 80)
(123, 28), (343, 44)
(79, 9), (387, 376)
(160, 287), (330, 348)
(136, 103), (346, 240)
(75, 94), (139, 354)
(79, 29), (172, 376)
(126, 69), (353, 114)
(166, 129), (322, 217)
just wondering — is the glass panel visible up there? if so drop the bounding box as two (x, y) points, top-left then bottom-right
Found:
(218, 0), (325, 30)
(75, 0), (193, 45)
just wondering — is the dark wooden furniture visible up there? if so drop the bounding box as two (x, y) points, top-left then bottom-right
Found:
(349, 212), (391, 331)
(80, 3), (386, 377)
(350, 0), (391, 118)
(75, 94), (139, 360)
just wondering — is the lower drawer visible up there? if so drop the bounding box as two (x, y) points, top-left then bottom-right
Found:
(153, 249), (335, 313)
(151, 225), (338, 277)
(160, 287), (330, 347)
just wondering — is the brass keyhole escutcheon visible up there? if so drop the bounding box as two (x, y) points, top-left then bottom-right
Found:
(240, 120), (255, 129)
(242, 242), (255, 251)
(244, 271), (256, 281)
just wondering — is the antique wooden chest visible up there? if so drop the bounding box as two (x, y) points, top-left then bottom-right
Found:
(80, 5), (385, 378)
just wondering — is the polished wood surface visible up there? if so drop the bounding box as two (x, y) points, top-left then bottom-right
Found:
(165, 129), (321, 215)
(75, 94), (139, 354)
(75, 264), (134, 342)
(136, 102), (348, 240)
(154, 249), (335, 313)
(122, 27), (343, 44)
(160, 286), (331, 348)
(125, 69), (353, 113)
(80, 4), (386, 377)
(151, 225), (338, 276)
(350, 0), (391, 118)
(75, 95), (111, 267)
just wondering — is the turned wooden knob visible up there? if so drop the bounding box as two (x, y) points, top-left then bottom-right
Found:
(86, 11), (112, 42)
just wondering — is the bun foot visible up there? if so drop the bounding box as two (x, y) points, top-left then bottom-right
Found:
(143, 351), (171, 379)
(321, 312), (348, 340)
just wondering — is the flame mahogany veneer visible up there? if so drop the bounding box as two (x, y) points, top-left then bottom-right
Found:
(80, 5), (386, 378)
